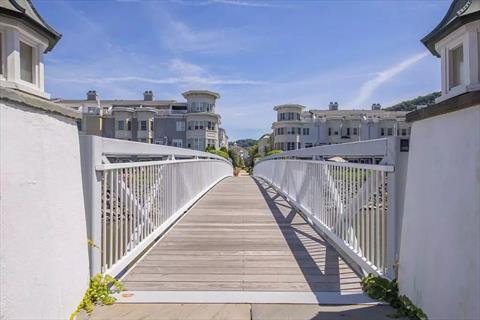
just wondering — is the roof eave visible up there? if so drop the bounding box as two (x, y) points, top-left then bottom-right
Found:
(421, 6), (480, 57)
(0, 9), (61, 52)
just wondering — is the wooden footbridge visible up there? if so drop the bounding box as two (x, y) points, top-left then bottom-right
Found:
(81, 137), (401, 318)
(118, 177), (366, 303)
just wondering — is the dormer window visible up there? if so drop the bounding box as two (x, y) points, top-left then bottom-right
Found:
(0, 0), (60, 98)
(20, 41), (34, 83)
(421, 0), (480, 103)
(449, 44), (464, 89)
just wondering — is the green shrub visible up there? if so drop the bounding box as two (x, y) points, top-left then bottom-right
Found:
(206, 148), (229, 159)
(70, 274), (124, 320)
(362, 274), (427, 320)
(266, 149), (283, 156)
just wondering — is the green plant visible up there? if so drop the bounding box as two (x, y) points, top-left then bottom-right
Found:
(70, 274), (124, 320)
(266, 149), (283, 156)
(361, 274), (427, 320)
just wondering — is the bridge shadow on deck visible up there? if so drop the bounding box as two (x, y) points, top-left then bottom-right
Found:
(252, 178), (343, 293)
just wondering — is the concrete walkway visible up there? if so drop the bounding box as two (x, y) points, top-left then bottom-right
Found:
(83, 303), (401, 320)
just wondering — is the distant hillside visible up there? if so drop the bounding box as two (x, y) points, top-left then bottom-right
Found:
(384, 92), (441, 111)
(231, 139), (257, 148)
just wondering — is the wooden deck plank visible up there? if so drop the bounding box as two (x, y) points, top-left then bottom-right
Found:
(122, 177), (362, 293)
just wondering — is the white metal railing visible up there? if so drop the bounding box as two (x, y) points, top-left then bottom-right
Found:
(96, 159), (231, 276)
(254, 156), (397, 278)
(80, 135), (233, 277)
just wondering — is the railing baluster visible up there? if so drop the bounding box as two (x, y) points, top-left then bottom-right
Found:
(109, 169), (113, 268)
(102, 170), (107, 272)
(120, 168), (124, 259)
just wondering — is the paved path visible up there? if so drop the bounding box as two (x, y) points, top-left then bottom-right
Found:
(119, 176), (365, 302)
(84, 303), (402, 320)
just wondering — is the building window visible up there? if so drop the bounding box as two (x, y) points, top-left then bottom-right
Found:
(286, 142), (296, 150)
(381, 128), (385, 136)
(400, 139), (409, 152)
(401, 128), (407, 136)
(346, 128), (350, 136)
(172, 139), (183, 148)
(353, 127), (358, 135)
(140, 120), (147, 131)
(449, 45), (464, 89)
(302, 128), (310, 135)
(387, 128), (393, 136)
(328, 128), (332, 136)
(127, 120), (131, 131)
(20, 41), (34, 83)
(117, 120), (125, 130)
(176, 121), (185, 131)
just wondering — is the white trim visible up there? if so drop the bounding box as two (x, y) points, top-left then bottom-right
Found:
(112, 291), (381, 305)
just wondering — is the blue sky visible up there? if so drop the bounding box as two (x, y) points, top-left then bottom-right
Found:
(36, 0), (450, 140)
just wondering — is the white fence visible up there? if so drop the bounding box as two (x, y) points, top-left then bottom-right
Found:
(254, 139), (402, 279)
(80, 136), (232, 277)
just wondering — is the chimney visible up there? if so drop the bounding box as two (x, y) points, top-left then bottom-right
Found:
(371, 103), (381, 110)
(87, 90), (98, 101)
(329, 101), (338, 111)
(143, 90), (154, 101)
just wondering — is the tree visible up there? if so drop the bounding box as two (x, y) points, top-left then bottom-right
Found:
(228, 149), (241, 168)
(384, 92), (440, 111)
(205, 146), (229, 159)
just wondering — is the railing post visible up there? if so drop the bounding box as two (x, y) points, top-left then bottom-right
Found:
(384, 137), (400, 279)
(79, 135), (103, 276)
(385, 169), (397, 279)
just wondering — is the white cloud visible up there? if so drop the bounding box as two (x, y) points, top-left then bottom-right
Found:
(168, 58), (206, 77)
(171, 0), (283, 7)
(350, 51), (429, 107)
(51, 75), (266, 86)
(208, 0), (281, 7)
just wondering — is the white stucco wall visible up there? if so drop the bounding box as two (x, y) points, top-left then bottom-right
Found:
(399, 106), (480, 320)
(0, 101), (90, 319)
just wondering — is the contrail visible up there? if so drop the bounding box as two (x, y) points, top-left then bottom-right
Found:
(351, 51), (429, 107)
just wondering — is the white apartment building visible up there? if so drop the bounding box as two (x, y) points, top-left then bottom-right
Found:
(272, 102), (410, 151)
(57, 90), (228, 151)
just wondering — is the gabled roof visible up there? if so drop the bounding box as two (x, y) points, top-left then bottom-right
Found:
(422, 0), (480, 57)
(0, 0), (61, 52)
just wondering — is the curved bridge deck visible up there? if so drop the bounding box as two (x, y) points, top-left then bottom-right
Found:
(119, 176), (367, 304)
